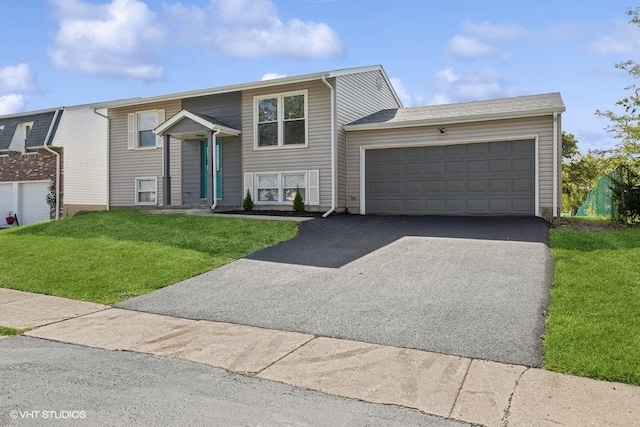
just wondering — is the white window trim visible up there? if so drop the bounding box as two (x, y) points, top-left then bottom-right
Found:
(128, 109), (165, 151)
(135, 176), (158, 205)
(253, 90), (308, 150)
(254, 171), (308, 204)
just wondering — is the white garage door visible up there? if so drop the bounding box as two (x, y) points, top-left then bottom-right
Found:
(0, 182), (51, 225)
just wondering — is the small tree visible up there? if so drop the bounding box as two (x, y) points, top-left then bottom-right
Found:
(611, 165), (640, 224)
(292, 186), (305, 212)
(243, 189), (254, 211)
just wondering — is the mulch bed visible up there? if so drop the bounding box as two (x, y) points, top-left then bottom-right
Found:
(216, 210), (325, 218)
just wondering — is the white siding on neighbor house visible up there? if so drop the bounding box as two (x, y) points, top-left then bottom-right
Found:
(53, 108), (107, 206)
(241, 80), (332, 210)
(345, 116), (559, 217)
(336, 71), (401, 210)
(109, 100), (182, 207)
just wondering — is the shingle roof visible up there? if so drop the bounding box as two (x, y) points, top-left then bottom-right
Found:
(0, 110), (62, 150)
(345, 92), (565, 130)
(190, 112), (234, 129)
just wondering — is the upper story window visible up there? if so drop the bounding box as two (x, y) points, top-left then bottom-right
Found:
(255, 91), (307, 148)
(127, 109), (165, 150)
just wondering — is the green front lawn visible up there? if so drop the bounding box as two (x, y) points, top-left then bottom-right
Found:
(545, 226), (640, 385)
(0, 210), (298, 305)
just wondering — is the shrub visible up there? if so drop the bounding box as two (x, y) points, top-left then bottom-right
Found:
(293, 186), (305, 212)
(243, 189), (254, 211)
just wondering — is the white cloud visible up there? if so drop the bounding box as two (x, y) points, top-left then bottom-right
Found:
(390, 77), (424, 107)
(461, 21), (527, 41)
(166, 0), (343, 58)
(592, 19), (640, 54)
(447, 20), (525, 60)
(261, 72), (288, 80)
(0, 94), (27, 115)
(447, 36), (497, 59)
(0, 63), (35, 92)
(431, 67), (519, 104)
(48, 0), (165, 80)
(0, 63), (35, 114)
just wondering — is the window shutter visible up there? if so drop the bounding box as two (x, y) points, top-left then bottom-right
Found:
(127, 113), (135, 150)
(308, 170), (319, 205)
(156, 109), (165, 147)
(243, 172), (254, 200)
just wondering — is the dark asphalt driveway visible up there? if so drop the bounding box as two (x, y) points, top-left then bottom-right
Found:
(118, 215), (552, 367)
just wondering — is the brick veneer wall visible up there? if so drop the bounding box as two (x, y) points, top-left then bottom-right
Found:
(0, 148), (64, 218)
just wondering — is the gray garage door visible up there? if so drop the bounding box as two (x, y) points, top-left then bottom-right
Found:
(365, 140), (535, 215)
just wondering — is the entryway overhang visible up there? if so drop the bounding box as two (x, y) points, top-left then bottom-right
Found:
(155, 109), (241, 208)
(154, 109), (241, 140)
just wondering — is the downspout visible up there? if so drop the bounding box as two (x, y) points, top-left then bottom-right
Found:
(321, 75), (336, 218)
(42, 108), (63, 220)
(93, 108), (110, 210)
(552, 111), (558, 220)
(210, 129), (221, 210)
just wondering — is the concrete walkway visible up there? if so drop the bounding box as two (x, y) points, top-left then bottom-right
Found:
(2, 288), (639, 426)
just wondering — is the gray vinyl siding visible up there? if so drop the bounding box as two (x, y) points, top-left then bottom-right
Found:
(181, 140), (203, 205)
(221, 137), (241, 207)
(169, 120), (209, 135)
(346, 116), (557, 216)
(109, 100), (181, 207)
(241, 80), (331, 209)
(336, 71), (401, 210)
(183, 92), (242, 129)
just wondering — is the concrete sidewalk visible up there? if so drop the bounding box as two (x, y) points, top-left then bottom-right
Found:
(2, 288), (639, 426)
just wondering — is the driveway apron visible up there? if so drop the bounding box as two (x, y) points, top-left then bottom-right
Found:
(117, 215), (552, 367)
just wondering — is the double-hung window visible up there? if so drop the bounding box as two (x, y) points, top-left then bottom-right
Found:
(128, 109), (165, 150)
(135, 177), (157, 205)
(255, 91), (307, 148)
(256, 172), (306, 203)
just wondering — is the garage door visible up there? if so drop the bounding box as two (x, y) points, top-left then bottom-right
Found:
(365, 140), (535, 215)
(0, 182), (50, 225)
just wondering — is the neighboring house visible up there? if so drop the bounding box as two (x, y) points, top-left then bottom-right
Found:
(0, 106), (108, 224)
(94, 65), (564, 222)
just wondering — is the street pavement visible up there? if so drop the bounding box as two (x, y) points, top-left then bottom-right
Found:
(2, 289), (640, 427)
(2, 336), (472, 426)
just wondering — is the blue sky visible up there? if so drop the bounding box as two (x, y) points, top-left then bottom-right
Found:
(1, 0), (638, 152)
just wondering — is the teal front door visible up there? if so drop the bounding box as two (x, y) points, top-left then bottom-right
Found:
(200, 138), (223, 200)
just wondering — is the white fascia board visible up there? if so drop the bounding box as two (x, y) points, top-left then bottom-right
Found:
(343, 108), (566, 132)
(0, 107), (61, 120)
(155, 110), (241, 137)
(91, 65), (391, 110)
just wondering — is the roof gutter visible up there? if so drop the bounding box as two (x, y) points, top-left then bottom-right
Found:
(42, 108), (63, 220)
(93, 108), (110, 210)
(321, 75), (336, 218)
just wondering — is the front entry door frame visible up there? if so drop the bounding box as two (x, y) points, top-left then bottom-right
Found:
(201, 138), (223, 203)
